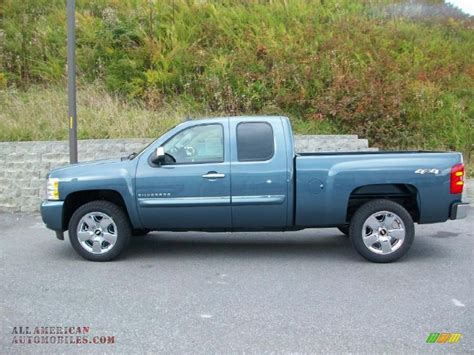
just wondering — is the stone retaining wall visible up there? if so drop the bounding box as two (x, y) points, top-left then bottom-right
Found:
(0, 139), (150, 212)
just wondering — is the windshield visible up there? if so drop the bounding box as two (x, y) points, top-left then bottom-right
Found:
(129, 123), (182, 160)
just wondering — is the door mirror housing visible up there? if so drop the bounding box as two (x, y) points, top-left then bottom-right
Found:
(151, 147), (166, 165)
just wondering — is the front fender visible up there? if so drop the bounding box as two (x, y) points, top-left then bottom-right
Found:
(49, 159), (142, 229)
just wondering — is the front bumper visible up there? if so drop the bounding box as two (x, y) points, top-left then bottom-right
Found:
(40, 200), (64, 231)
(450, 202), (470, 220)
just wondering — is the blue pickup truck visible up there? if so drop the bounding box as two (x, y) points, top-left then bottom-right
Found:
(41, 116), (469, 262)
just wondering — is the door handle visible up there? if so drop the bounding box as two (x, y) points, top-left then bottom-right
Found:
(202, 172), (225, 179)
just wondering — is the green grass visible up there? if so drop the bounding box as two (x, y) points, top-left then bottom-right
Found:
(0, 84), (339, 140)
(0, 85), (186, 141)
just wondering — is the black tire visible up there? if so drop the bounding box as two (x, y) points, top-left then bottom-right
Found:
(349, 199), (414, 263)
(68, 200), (131, 261)
(132, 229), (150, 237)
(337, 225), (350, 237)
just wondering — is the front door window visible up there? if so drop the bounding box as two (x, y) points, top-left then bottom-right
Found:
(163, 124), (224, 164)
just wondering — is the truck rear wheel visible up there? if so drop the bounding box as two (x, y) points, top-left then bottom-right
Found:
(68, 200), (131, 261)
(349, 199), (414, 263)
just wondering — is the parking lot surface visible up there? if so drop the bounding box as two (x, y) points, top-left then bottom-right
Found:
(1, 210), (473, 353)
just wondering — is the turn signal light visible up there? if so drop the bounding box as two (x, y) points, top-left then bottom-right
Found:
(450, 164), (464, 194)
(47, 178), (60, 200)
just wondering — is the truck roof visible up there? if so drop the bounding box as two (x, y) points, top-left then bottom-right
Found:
(186, 115), (289, 124)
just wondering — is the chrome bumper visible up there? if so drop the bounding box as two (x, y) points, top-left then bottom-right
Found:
(450, 202), (470, 220)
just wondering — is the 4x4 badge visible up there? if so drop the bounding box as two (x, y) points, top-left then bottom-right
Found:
(415, 168), (440, 175)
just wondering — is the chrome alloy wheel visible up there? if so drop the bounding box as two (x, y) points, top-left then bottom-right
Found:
(76, 212), (118, 254)
(361, 210), (406, 255)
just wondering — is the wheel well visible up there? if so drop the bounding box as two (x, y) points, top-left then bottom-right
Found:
(346, 184), (420, 223)
(63, 190), (128, 230)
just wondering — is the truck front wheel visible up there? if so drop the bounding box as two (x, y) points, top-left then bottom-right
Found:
(68, 200), (131, 261)
(349, 199), (414, 263)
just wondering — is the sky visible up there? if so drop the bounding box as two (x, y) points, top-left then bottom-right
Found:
(446, 0), (474, 15)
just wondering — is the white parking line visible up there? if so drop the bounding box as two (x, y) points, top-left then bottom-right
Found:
(452, 298), (466, 307)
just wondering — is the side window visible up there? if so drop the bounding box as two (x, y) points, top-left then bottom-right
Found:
(163, 124), (224, 164)
(236, 122), (274, 161)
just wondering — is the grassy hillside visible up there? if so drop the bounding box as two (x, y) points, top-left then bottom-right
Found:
(1, 0), (473, 164)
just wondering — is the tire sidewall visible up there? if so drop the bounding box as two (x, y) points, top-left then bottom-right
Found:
(349, 199), (414, 263)
(68, 201), (131, 261)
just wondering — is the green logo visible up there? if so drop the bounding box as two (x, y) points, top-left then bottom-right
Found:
(426, 333), (462, 344)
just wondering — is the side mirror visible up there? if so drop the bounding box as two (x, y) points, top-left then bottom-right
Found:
(151, 147), (166, 165)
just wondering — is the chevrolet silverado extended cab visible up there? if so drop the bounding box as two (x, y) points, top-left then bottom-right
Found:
(41, 116), (469, 262)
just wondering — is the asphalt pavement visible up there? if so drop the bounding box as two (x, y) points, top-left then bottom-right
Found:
(1, 209), (473, 353)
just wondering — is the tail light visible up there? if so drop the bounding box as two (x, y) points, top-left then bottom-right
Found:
(450, 163), (464, 194)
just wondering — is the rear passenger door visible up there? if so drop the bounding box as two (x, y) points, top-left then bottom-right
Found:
(230, 118), (289, 229)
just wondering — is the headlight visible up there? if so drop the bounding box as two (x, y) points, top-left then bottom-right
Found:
(47, 178), (60, 200)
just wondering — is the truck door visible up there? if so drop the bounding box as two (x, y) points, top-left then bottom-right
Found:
(229, 118), (289, 229)
(135, 121), (231, 230)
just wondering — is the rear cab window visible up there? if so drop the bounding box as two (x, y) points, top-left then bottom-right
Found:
(236, 122), (274, 161)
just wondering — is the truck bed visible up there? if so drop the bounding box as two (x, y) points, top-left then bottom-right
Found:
(294, 151), (463, 227)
